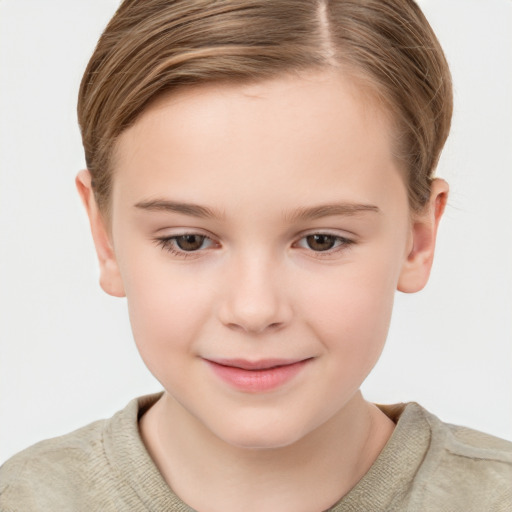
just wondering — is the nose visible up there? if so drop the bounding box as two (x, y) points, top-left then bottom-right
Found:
(217, 252), (293, 335)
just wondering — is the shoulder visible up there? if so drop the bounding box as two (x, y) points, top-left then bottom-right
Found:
(0, 417), (108, 510)
(0, 395), (162, 512)
(409, 404), (512, 511)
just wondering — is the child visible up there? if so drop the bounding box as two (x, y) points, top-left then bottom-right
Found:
(1, 0), (511, 510)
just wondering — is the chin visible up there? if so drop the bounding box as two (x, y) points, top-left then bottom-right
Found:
(211, 414), (313, 451)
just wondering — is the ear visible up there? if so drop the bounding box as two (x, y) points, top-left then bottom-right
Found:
(75, 170), (125, 297)
(397, 178), (449, 293)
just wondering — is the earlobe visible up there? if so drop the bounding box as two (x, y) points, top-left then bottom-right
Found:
(75, 170), (125, 298)
(397, 179), (449, 293)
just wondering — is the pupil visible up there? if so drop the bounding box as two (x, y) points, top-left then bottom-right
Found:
(307, 234), (335, 251)
(176, 234), (204, 251)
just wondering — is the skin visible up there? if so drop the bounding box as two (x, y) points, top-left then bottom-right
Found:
(77, 70), (447, 512)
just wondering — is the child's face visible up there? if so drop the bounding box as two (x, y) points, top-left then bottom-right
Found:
(80, 70), (443, 449)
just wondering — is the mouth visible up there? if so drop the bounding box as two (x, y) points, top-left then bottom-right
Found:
(203, 357), (313, 393)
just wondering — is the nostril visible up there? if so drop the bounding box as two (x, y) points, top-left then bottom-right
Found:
(225, 321), (283, 334)
(226, 323), (245, 332)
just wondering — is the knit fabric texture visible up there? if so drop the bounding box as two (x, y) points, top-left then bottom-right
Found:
(1, 394), (511, 511)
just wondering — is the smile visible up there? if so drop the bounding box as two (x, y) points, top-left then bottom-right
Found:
(204, 358), (312, 393)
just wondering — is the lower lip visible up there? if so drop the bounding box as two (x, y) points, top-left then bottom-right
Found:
(205, 360), (310, 393)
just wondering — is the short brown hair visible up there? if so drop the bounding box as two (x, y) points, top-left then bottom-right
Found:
(78, 0), (452, 214)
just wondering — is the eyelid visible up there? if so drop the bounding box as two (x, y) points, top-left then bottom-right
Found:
(152, 228), (355, 259)
(294, 228), (357, 242)
(153, 230), (220, 257)
(293, 230), (356, 257)
(153, 225), (216, 237)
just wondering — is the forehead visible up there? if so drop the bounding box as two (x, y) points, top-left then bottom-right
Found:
(112, 70), (404, 213)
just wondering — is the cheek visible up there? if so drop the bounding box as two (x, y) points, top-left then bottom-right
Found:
(119, 256), (212, 378)
(309, 280), (394, 353)
(300, 248), (402, 363)
(306, 279), (394, 396)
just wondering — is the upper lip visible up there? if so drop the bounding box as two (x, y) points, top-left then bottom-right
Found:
(204, 358), (311, 370)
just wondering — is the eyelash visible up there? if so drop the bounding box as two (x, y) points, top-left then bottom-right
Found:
(154, 232), (355, 259)
(294, 233), (354, 257)
(154, 234), (215, 259)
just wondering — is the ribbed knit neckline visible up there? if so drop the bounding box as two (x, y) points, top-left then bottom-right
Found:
(103, 394), (431, 511)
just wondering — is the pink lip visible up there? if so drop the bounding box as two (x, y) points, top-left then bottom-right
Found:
(204, 358), (311, 392)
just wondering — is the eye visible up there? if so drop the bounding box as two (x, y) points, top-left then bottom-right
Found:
(155, 233), (216, 256)
(295, 233), (353, 253)
(174, 234), (207, 251)
(305, 234), (337, 251)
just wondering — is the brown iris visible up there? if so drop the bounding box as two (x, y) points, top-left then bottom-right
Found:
(175, 234), (206, 251)
(306, 234), (337, 251)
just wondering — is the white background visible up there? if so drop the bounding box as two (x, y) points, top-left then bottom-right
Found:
(1, 0), (511, 464)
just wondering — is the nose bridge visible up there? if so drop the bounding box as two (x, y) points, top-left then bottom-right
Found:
(219, 246), (291, 334)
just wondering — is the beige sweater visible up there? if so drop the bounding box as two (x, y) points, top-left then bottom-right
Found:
(1, 394), (511, 511)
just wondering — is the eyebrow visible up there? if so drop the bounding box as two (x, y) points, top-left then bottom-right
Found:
(134, 199), (223, 219)
(134, 199), (380, 221)
(285, 203), (380, 222)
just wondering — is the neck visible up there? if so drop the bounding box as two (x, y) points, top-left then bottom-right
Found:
(140, 391), (394, 512)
